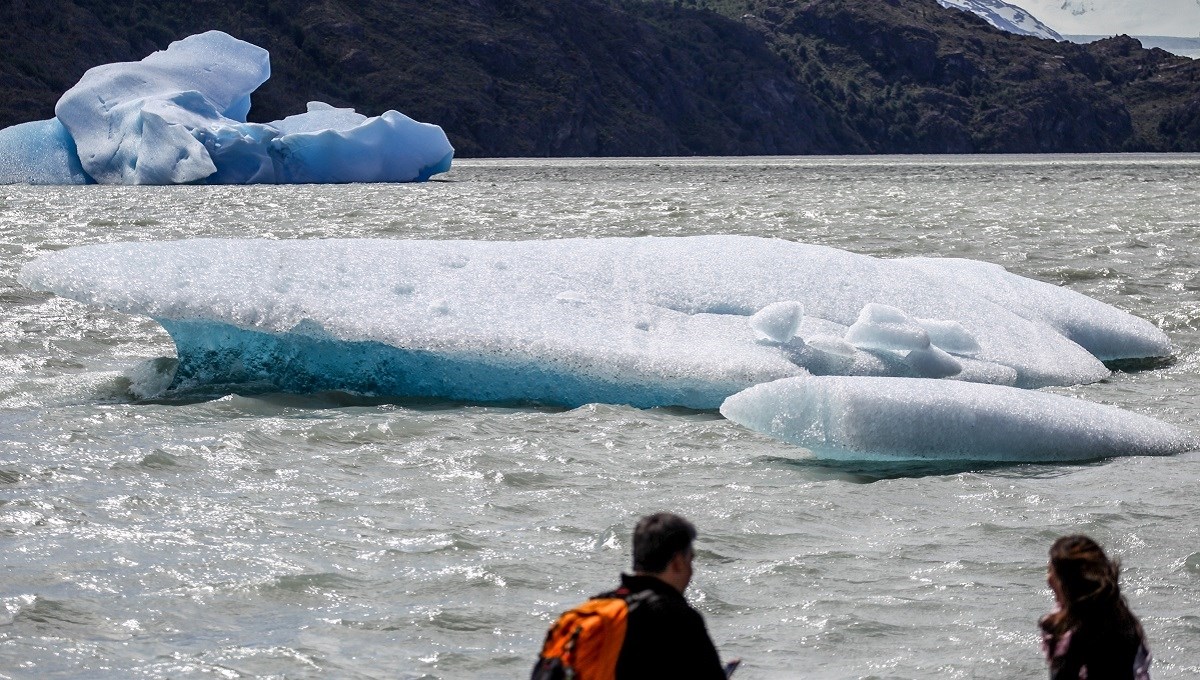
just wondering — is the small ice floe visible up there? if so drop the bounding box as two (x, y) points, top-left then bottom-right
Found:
(845, 303), (930, 351)
(749, 301), (804, 343)
(905, 345), (963, 378)
(720, 375), (1197, 462)
(917, 318), (981, 356)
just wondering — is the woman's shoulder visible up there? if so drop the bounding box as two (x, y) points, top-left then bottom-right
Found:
(1041, 625), (1074, 663)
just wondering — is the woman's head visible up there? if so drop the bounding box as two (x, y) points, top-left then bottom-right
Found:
(1047, 535), (1123, 621)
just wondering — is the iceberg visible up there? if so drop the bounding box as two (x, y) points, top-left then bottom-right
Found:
(266, 103), (453, 184)
(18, 236), (1171, 410)
(0, 119), (94, 185)
(719, 376), (1196, 462)
(0, 31), (452, 185)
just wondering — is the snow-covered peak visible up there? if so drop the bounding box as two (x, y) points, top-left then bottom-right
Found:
(1003, 0), (1200, 37)
(937, 0), (1064, 40)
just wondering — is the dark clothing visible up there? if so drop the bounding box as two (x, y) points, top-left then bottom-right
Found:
(601, 573), (726, 680)
(1041, 617), (1151, 680)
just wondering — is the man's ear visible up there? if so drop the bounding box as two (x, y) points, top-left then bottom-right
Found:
(666, 552), (682, 571)
(667, 549), (688, 572)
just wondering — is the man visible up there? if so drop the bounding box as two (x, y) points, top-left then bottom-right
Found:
(607, 512), (729, 679)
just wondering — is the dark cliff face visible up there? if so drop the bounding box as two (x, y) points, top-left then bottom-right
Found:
(332, 0), (853, 156)
(0, 0), (1198, 155)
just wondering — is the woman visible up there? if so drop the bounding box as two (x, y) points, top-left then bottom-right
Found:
(1040, 535), (1152, 679)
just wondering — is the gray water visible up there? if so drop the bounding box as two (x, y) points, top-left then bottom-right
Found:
(2, 155), (1199, 679)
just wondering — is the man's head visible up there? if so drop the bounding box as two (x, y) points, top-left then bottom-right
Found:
(632, 512), (697, 593)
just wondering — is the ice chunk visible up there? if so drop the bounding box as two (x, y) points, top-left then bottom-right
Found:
(905, 345), (963, 378)
(269, 109), (455, 184)
(0, 119), (93, 185)
(750, 301), (804, 343)
(917, 318), (981, 356)
(845, 303), (931, 351)
(18, 236), (1171, 406)
(0, 31), (454, 185)
(781, 335), (857, 375)
(55, 31), (272, 184)
(720, 376), (1197, 462)
(805, 335), (857, 360)
(270, 102), (366, 135)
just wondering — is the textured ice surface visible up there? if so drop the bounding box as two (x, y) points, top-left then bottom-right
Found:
(845, 303), (931, 351)
(720, 376), (1196, 461)
(19, 236), (1172, 408)
(750, 301), (804, 343)
(0, 119), (93, 185)
(267, 104), (454, 184)
(1, 32), (452, 185)
(55, 31), (272, 184)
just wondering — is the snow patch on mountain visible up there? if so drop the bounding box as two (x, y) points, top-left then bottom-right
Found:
(1002, 0), (1200, 37)
(937, 0), (1064, 40)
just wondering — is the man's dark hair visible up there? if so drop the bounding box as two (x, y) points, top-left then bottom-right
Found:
(632, 512), (697, 573)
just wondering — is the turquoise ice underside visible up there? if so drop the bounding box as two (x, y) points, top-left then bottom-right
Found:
(161, 319), (736, 409)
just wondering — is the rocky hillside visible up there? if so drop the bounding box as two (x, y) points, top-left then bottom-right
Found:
(0, 0), (1197, 155)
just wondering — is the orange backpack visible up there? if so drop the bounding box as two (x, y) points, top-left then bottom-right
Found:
(532, 590), (647, 680)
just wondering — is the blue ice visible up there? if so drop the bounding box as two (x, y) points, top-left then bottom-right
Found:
(20, 235), (1191, 460)
(18, 236), (1173, 407)
(0, 32), (453, 185)
(0, 119), (93, 185)
(160, 319), (742, 409)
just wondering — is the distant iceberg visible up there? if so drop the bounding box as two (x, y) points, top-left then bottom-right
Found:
(19, 236), (1171, 410)
(720, 376), (1195, 462)
(0, 31), (453, 185)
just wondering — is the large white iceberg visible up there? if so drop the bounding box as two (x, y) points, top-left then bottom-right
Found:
(0, 31), (453, 185)
(18, 236), (1171, 410)
(719, 376), (1196, 462)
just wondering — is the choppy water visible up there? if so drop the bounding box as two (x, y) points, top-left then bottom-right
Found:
(2, 155), (1200, 679)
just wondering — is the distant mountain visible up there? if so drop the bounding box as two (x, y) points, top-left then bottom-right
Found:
(1, 0), (1199, 155)
(935, 0), (1063, 40)
(1002, 0), (1200, 37)
(932, 1), (1199, 59)
(1068, 35), (1200, 59)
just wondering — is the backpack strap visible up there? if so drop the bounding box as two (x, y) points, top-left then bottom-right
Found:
(623, 589), (655, 614)
(594, 586), (655, 613)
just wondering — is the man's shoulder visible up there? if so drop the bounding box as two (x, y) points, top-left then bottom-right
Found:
(613, 576), (706, 623)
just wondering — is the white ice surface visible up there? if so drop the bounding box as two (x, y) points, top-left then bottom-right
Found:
(55, 31), (272, 184)
(18, 236), (1172, 408)
(719, 376), (1196, 461)
(0, 32), (453, 185)
(750, 301), (804, 343)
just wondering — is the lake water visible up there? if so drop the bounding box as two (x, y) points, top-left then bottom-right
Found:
(2, 155), (1199, 679)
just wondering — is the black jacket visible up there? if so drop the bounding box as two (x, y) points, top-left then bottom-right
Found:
(603, 574), (726, 680)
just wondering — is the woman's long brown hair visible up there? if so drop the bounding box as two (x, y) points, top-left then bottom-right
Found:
(1041, 535), (1140, 637)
